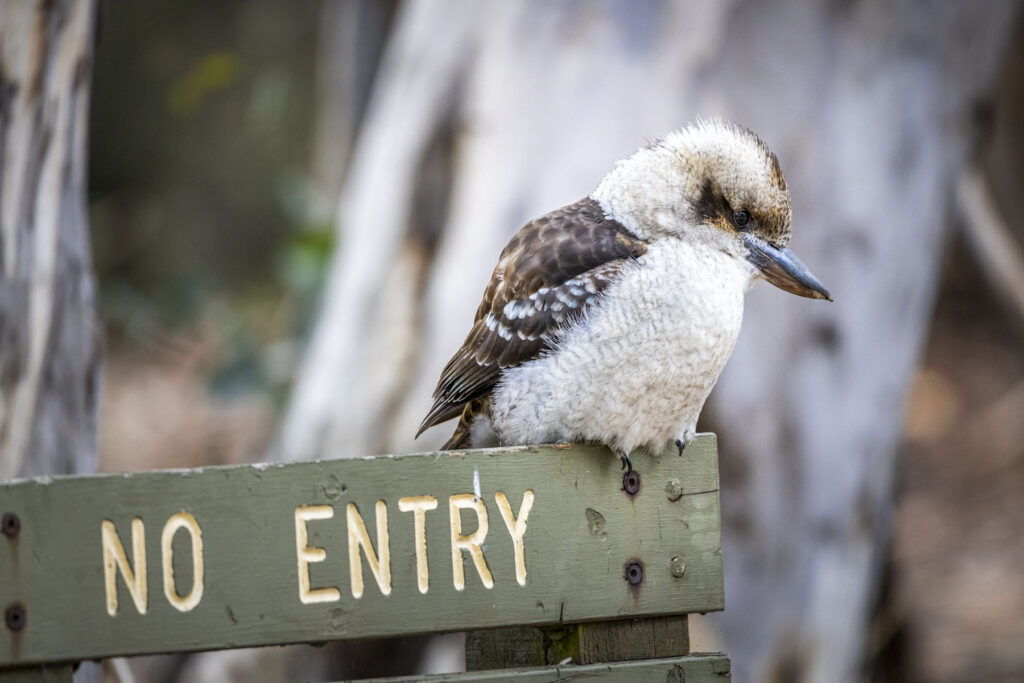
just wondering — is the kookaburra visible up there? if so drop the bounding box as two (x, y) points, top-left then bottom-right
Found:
(416, 119), (832, 473)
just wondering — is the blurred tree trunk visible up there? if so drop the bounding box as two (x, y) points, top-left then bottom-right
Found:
(310, 0), (398, 218)
(0, 0), (100, 479)
(0, 2), (100, 682)
(279, 1), (1021, 680)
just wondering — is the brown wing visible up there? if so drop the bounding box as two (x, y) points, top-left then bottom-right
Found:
(417, 197), (648, 437)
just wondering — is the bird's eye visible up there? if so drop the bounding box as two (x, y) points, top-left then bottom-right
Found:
(733, 210), (751, 229)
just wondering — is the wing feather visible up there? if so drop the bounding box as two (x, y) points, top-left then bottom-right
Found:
(417, 197), (647, 437)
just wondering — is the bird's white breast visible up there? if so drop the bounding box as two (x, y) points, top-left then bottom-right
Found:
(489, 238), (750, 454)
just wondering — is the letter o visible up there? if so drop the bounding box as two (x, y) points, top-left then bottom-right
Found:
(161, 512), (204, 612)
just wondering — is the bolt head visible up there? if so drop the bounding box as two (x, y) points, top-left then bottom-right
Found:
(665, 479), (683, 501)
(1, 513), (19, 538)
(625, 561), (644, 586)
(4, 603), (25, 632)
(623, 471), (641, 495)
(670, 555), (687, 578)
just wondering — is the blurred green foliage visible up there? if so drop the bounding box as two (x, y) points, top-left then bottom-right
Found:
(168, 52), (243, 116)
(89, 0), (335, 403)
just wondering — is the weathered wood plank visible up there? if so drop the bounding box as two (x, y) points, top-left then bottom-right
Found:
(465, 627), (545, 669)
(0, 437), (721, 668)
(466, 615), (690, 669)
(577, 615), (690, 664)
(0, 665), (73, 683)
(353, 653), (730, 682)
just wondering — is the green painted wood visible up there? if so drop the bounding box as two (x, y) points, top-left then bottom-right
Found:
(0, 437), (722, 668)
(0, 665), (73, 682)
(465, 615), (690, 669)
(353, 653), (730, 682)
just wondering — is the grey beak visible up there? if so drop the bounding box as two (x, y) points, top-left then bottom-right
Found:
(741, 233), (833, 301)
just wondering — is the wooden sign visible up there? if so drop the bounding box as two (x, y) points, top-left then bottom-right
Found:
(0, 438), (723, 668)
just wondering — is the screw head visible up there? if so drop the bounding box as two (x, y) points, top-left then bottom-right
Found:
(625, 561), (644, 586)
(665, 479), (683, 502)
(623, 471), (641, 495)
(1, 513), (19, 538)
(4, 603), (25, 632)
(670, 555), (687, 578)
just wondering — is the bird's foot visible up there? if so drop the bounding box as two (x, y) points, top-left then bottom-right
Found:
(616, 449), (633, 475)
(674, 429), (696, 456)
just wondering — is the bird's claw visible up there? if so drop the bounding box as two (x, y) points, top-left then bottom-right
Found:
(675, 439), (686, 456)
(617, 450), (633, 475)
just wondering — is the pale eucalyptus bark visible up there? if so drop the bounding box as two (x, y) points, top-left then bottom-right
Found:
(280, 1), (1019, 680)
(0, 0), (100, 479)
(0, 3), (100, 682)
(310, 0), (399, 213)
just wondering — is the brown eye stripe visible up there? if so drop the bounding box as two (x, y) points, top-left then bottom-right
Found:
(694, 175), (791, 245)
(694, 178), (731, 224)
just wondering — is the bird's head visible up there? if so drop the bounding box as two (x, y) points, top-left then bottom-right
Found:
(593, 119), (832, 301)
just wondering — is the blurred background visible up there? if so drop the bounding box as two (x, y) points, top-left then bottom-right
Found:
(2, 1), (1023, 681)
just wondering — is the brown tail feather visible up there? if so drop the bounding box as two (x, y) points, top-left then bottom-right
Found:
(442, 397), (489, 450)
(416, 399), (465, 439)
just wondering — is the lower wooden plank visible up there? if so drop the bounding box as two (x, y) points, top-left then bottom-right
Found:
(466, 615), (690, 668)
(349, 653), (730, 682)
(1, 439), (722, 667)
(0, 665), (73, 683)
(466, 626), (545, 669)
(577, 615), (690, 664)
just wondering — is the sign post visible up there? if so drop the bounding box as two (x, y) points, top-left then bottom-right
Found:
(1, 437), (727, 680)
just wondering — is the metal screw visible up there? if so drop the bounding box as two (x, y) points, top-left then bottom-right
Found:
(1, 513), (19, 538)
(670, 555), (687, 578)
(623, 471), (641, 495)
(665, 478), (683, 501)
(625, 561), (644, 586)
(5, 603), (25, 632)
